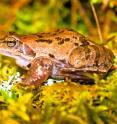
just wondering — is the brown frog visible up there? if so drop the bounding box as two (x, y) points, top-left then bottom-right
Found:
(0, 28), (115, 86)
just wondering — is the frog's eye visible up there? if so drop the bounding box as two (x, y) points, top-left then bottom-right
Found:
(7, 40), (16, 47)
(6, 37), (17, 47)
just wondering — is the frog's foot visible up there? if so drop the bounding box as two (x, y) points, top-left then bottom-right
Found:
(22, 57), (53, 86)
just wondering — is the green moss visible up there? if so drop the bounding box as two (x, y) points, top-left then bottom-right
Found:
(0, 55), (20, 83)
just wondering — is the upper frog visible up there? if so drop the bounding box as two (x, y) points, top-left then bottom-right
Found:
(0, 28), (115, 86)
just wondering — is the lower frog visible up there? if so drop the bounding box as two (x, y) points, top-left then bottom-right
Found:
(0, 28), (115, 86)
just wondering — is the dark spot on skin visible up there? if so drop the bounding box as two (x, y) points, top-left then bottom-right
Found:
(65, 28), (73, 31)
(74, 43), (79, 46)
(37, 35), (43, 38)
(73, 36), (77, 39)
(58, 30), (65, 33)
(64, 38), (70, 41)
(84, 47), (91, 60)
(27, 63), (31, 68)
(49, 53), (55, 58)
(58, 39), (64, 45)
(8, 32), (16, 35)
(93, 46), (100, 66)
(46, 39), (53, 44)
(79, 37), (89, 46)
(55, 37), (62, 41)
(56, 29), (65, 33)
(52, 33), (57, 36)
(56, 29), (61, 32)
(104, 63), (109, 68)
(85, 54), (90, 60)
(36, 39), (52, 44)
(79, 37), (86, 42)
(44, 64), (50, 69)
(59, 59), (66, 63)
(66, 52), (69, 54)
(82, 41), (89, 46)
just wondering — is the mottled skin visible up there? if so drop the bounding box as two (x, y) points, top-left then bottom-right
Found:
(0, 28), (114, 86)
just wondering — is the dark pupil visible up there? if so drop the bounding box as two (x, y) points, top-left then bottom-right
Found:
(7, 41), (16, 47)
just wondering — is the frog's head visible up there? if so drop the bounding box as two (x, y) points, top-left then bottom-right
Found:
(0, 32), (36, 69)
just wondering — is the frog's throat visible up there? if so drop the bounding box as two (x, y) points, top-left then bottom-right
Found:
(0, 49), (31, 69)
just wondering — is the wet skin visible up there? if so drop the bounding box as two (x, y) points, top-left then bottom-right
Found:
(0, 28), (114, 86)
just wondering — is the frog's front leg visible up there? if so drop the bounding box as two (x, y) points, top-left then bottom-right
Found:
(22, 57), (53, 86)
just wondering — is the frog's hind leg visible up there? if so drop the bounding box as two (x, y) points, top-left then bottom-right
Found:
(22, 57), (53, 86)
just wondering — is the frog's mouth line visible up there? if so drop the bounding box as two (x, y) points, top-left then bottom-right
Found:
(0, 49), (31, 69)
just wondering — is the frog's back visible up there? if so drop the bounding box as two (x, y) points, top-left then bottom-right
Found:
(22, 28), (93, 63)
(31, 28), (113, 73)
